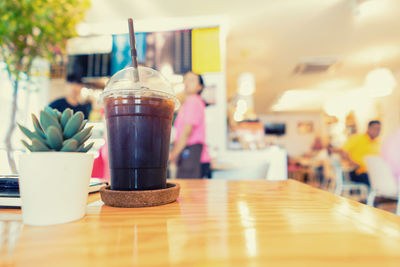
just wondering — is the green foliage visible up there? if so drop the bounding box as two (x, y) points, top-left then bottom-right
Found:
(0, 0), (91, 77)
(19, 108), (94, 152)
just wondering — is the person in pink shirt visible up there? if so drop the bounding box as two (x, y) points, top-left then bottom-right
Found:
(381, 126), (400, 185)
(169, 72), (211, 178)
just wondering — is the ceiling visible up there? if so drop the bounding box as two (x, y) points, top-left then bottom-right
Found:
(83, 0), (400, 114)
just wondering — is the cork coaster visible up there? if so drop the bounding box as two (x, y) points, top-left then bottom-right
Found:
(100, 183), (180, 208)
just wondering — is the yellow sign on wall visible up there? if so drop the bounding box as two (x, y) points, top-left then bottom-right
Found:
(192, 27), (221, 74)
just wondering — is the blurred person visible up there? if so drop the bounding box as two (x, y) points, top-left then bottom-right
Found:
(49, 73), (92, 119)
(381, 126), (400, 185)
(169, 72), (211, 178)
(340, 120), (381, 186)
(311, 135), (323, 151)
(310, 140), (329, 186)
(201, 145), (212, 179)
(320, 144), (337, 189)
(91, 107), (110, 181)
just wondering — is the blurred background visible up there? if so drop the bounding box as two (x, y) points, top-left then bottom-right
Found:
(2, 0), (400, 212)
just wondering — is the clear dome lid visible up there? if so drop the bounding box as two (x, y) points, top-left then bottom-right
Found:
(101, 66), (180, 110)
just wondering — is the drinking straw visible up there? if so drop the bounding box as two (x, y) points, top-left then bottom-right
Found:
(128, 18), (140, 82)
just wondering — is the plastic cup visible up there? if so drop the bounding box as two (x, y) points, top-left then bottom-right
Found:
(101, 67), (179, 190)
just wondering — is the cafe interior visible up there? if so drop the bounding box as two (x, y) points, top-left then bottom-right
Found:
(2, 0), (400, 265)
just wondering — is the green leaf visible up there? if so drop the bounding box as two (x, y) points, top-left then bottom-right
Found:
(18, 123), (35, 140)
(76, 143), (84, 152)
(80, 133), (92, 146)
(44, 106), (58, 120)
(31, 114), (46, 139)
(79, 142), (94, 153)
(54, 109), (62, 121)
(31, 138), (50, 151)
(18, 123), (47, 145)
(77, 119), (87, 132)
(21, 140), (33, 152)
(46, 125), (63, 150)
(60, 108), (73, 128)
(71, 126), (92, 145)
(61, 139), (78, 152)
(39, 110), (62, 132)
(63, 111), (83, 139)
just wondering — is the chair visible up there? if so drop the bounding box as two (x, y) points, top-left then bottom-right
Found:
(212, 146), (287, 181)
(330, 155), (369, 199)
(365, 156), (400, 215)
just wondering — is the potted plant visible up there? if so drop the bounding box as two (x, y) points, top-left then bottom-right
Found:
(18, 107), (94, 226)
(0, 0), (90, 174)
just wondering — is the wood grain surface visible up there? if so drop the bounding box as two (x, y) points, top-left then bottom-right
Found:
(1, 179), (400, 266)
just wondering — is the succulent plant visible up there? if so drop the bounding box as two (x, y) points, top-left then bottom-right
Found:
(18, 107), (94, 152)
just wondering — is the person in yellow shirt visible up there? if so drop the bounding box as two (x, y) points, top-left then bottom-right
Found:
(340, 120), (381, 186)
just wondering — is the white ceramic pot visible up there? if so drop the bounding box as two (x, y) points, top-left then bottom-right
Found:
(18, 152), (94, 226)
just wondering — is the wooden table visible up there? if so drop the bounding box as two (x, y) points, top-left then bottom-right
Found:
(1, 179), (400, 266)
